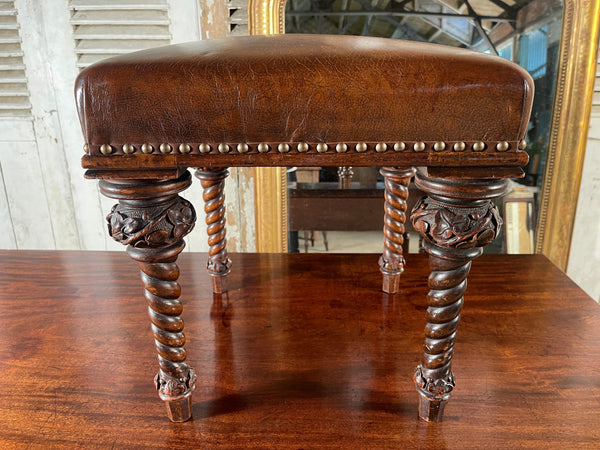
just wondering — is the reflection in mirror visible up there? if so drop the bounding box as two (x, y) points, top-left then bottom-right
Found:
(284, 0), (562, 255)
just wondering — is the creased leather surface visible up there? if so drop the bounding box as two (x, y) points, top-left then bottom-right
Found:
(75, 34), (534, 152)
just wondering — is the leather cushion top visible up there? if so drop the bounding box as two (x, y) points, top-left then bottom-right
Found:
(75, 34), (534, 151)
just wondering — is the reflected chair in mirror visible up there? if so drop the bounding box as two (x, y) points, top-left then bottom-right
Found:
(75, 34), (533, 423)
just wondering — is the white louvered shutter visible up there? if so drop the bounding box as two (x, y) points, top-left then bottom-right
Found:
(227, 0), (248, 36)
(69, 0), (171, 69)
(0, 0), (254, 253)
(0, 0), (30, 117)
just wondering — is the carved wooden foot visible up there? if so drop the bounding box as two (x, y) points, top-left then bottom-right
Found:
(379, 167), (416, 294)
(410, 170), (507, 422)
(99, 171), (197, 422)
(195, 168), (231, 294)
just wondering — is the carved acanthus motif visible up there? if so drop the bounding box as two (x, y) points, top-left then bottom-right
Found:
(411, 197), (502, 249)
(154, 368), (197, 399)
(207, 258), (232, 275)
(107, 197), (196, 248)
(379, 255), (405, 273)
(414, 366), (456, 397)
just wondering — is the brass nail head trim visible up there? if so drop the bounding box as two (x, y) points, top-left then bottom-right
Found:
(122, 144), (135, 154)
(518, 139), (527, 150)
(100, 144), (113, 155)
(453, 142), (466, 152)
(123, 140), (515, 156)
(496, 141), (510, 152)
(83, 144), (89, 154)
(141, 143), (154, 154)
(336, 143), (348, 153)
(472, 141), (486, 152)
(394, 142), (406, 152)
(297, 142), (309, 153)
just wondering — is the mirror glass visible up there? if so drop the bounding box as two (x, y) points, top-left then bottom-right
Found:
(283, 0), (562, 255)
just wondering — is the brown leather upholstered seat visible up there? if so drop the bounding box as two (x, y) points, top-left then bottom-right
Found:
(76, 34), (533, 425)
(77, 34), (532, 172)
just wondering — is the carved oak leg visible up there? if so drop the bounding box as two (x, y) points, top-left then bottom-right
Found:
(99, 171), (197, 422)
(410, 171), (507, 422)
(379, 167), (416, 294)
(195, 168), (231, 294)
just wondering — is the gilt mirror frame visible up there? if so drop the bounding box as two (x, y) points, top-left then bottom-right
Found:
(249, 0), (600, 270)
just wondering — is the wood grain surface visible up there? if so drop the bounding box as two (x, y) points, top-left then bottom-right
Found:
(0, 251), (598, 448)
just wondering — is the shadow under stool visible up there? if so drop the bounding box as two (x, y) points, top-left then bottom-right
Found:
(75, 34), (533, 423)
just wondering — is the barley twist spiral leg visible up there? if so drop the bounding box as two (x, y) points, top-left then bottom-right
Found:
(414, 242), (480, 421)
(411, 171), (506, 421)
(379, 167), (416, 293)
(195, 168), (231, 294)
(99, 172), (197, 422)
(128, 242), (196, 422)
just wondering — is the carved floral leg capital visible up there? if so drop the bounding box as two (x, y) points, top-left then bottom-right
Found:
(379, 167), (416, 294)
(99, 171), (197, 422)
(410, 171), (507, 422)
(195, 168), (231, 294)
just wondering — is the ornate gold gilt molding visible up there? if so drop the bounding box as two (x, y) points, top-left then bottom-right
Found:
(249, 0), (288, 252)
(536, 0), (600, 269)
(248, 0), (286, 36)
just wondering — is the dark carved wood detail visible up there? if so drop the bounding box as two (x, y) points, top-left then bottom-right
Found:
(414, 365), (456, 397)
(106, 197), (195, 248)
(410, 171), (508, 422)
(155, 368), (197, 399)
(99, 172), (197, 422)
(128, 242), (196, 422)
(411, 197), (502, 249)
(379, 167), (416, 294)
(195, 168), (231, 294)
(414, 242), (480, 422)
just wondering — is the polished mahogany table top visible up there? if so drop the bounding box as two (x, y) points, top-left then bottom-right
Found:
(1, 251), (598, 448)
